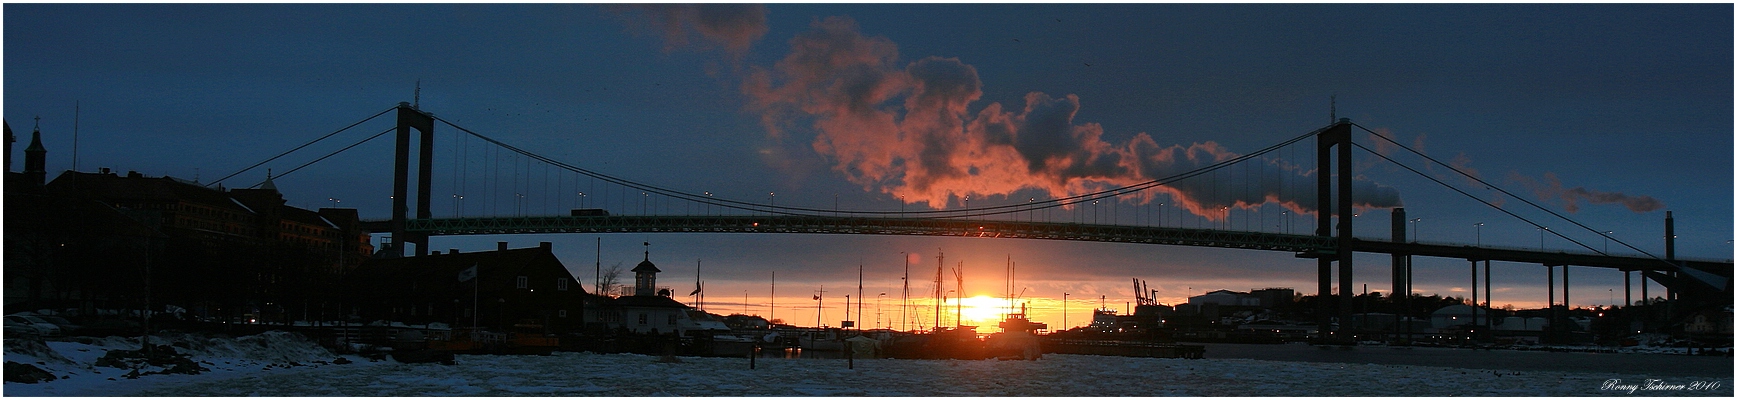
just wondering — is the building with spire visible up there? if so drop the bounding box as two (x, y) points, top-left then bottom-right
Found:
(603, 243), (723, 336)
(2, 120), (372, 319)
(632, 243), (662, 297)
(24, 117), (48, 188)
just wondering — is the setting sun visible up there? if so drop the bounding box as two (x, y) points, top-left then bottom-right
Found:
(953, 295), (1016, 327)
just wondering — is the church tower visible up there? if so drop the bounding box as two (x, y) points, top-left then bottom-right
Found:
(24, 117), (47, 187)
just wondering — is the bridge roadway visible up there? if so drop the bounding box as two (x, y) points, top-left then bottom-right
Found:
(361, 215), (1730, 276)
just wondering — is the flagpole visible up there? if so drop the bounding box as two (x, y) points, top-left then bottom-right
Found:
(770, 271), (776, 324)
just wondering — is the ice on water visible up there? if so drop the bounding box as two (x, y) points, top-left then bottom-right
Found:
(5, 332), (1729, 396)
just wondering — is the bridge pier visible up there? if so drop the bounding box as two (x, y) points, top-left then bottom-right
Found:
(1309, 119), (1355, 343)
(390, 102), (436, 257)
(1469, 259), (1478, 332)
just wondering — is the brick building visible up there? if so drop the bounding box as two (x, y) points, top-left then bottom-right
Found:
(345, 242), (589, 334)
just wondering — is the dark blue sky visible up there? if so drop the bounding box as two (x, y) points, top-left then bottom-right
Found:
(6, 4), (1730, 327)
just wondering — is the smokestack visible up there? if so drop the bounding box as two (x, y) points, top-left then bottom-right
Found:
(1391, 208), (1407, 300)
(1664, 211), (1675, 261)
(539, 242), (552, 250)
(498, 241), (508, 252)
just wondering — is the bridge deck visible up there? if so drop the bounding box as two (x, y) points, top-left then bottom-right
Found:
(361, 215), (1730, 276)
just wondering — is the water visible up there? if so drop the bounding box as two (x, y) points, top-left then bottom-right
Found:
(1194, 342), (1734, 377)
(127, 351), (1731, 396)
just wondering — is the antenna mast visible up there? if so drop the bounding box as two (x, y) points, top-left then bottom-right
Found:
(1329, 94), (1336, 123)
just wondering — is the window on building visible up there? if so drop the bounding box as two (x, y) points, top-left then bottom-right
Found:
(516, 276), (528, 289)
(558, 310), (568, 318)
(638, 313), (647, 325)
(557, 278), (568, 291)
(668, 314), (677, 325)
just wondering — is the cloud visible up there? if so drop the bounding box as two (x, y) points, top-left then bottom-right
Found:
(1509, 171), (1664, 213)
(745, 16), (1402, 218)
(610, 4), (768, 55)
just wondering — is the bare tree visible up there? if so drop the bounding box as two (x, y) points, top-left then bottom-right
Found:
(597, 262), (624, 297)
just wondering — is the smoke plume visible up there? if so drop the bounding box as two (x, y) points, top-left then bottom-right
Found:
(744, 16), (1401, 219)
(609, 4), (769, 55)
(1510, 171), (1664, 213)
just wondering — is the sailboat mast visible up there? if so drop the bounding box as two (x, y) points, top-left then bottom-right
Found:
(954, 262), (963, 327)
(901, 253), (910, 332)
(934, 250), (944, 331)
(857, 263), (864, 332)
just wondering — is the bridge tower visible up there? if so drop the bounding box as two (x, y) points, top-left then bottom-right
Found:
(1313, 118), (1355, 342)
(389, 102), (436, 257)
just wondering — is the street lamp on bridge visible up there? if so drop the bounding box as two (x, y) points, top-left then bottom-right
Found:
(1538, 226), (1550, 250)
(1408, 218), (1422, 243)
(1474, 222), (1484, 246)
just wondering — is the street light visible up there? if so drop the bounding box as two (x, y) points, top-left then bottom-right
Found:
(877, 292), (886, 329)
(1602, 231), (1614, 254)
(1223, 206), (1232, 230)
(1540, 226), (1555, 250)
(1408, 218), (1422, 243)
(1474, 222), (1484, 246)
(327, 197), (340, 208)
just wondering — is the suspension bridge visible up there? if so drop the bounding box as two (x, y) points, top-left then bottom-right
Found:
(207, 102), (1731, 341)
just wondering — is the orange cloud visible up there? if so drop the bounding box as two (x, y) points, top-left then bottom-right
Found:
(746, 16), (1401, 218)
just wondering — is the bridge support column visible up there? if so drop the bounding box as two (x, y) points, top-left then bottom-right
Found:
(1313, 118), (1354, 343)
(1546, 264), (1555, 341)
(391, 102), (436, 257)
(1624, 270), (1631, 307)
(1318, 258), (1331, 338)
(1483, 260), (1491, 332)
(1562, 265), (1570, 311)
(1470, 259), (1478, 333)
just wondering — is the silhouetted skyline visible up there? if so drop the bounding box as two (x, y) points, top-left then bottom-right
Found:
(5, 4), (1729, 326)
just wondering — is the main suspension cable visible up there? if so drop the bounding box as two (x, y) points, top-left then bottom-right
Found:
(1351, 123), (1675, 268)
(433, 112), (1327, 219)
(209, 106), (395, 187)
(245, 126), (395, 189)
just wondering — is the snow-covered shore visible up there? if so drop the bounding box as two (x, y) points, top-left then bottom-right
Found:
(3, 331), (380, 396)
(5, 332), (1730, 396)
